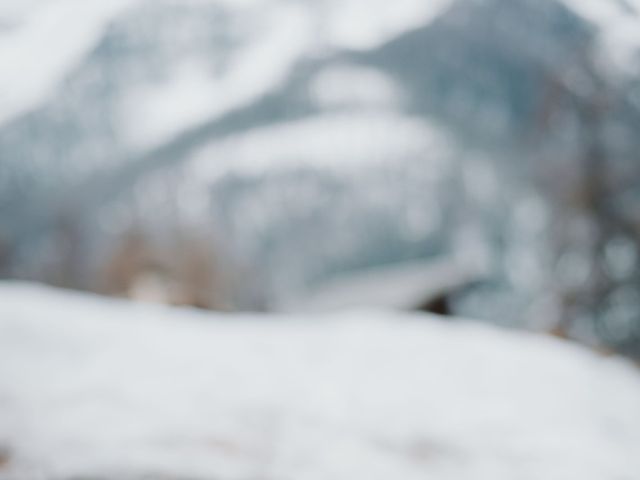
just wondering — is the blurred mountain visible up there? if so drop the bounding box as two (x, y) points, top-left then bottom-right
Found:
(1, 0), (640, 348)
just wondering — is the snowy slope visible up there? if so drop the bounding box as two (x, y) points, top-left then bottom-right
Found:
(2, 0), (638, 131)
(1, 283), (639, 479)
(0, 0), (140, 126)
(562, 0), (640, 73)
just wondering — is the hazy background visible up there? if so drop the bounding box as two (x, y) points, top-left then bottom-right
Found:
(2, 0), (640, 357)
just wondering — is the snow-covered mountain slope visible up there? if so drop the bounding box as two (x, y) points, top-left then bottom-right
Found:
(562, 0), (640, 74)
(0, 0), (454, 131)
(0, 0), (140, 126)
(3, 0), (637, 145)
(3, 0), (640, 341)
(188, 111), (449, 179)
(0, 0), (457, 246)
(2, 0), (638, 131)
(1, 283), (639, 479)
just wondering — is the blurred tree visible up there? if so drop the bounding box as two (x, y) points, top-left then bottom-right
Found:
(534, 52), (640, 356)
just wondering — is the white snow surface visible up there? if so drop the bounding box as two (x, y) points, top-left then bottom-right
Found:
(1, 283), (640, 479)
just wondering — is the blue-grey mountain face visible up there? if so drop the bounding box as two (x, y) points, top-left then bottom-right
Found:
(1, 0), (639, 352)
(0, 0), (591, 240)
(357, 0), (592, 138)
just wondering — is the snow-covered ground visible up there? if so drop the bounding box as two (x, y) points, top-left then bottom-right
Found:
(1, 283), (639, 479)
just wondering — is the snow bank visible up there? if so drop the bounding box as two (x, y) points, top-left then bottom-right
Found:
(0, 283), (639, 479)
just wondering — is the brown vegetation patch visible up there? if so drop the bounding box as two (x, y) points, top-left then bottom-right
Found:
(0, 446), (11, 469)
